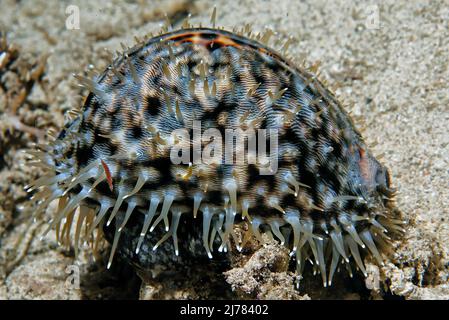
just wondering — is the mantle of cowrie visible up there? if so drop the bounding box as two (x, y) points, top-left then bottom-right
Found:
(25, 19), (403, 288)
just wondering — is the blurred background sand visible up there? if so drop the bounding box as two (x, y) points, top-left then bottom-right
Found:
(0, 0), (447, 299)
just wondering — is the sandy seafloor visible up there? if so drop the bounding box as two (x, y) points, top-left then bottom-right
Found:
(0, 0), (447, 299)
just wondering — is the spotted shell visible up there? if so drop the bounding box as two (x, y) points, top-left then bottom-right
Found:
(26, 27), (403, 287)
